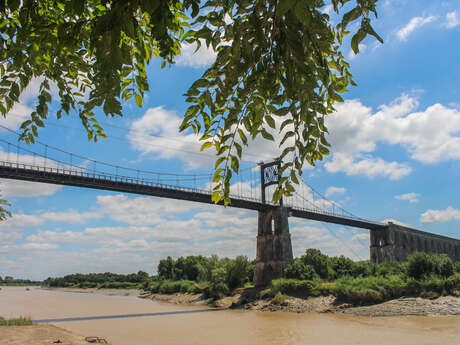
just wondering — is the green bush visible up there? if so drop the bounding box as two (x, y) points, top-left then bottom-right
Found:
(284, 259), (316, 280)
(271, 292), (289, 305)
(206, 281), (229, 299)
(454, 262), (460, 274)
(407, 252), (434, 279)
(432, 254), (454, 278)
(271, 279), (315, 297)
(144, 280), (197, 294)
(300, 249), (332, 279)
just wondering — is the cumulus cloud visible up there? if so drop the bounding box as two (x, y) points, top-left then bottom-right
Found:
(395, 192), (420, 203)
(0, 209), (102, 231)
(0, 179), (62, 198)
(420, 206), (460, 224)
(325, 186), (347, 198)
(325, 153), (411, 180)
(175, 39), (217, 68)
(396, 16), (437, 41)
(324, 94), (460, 179)
(97, 194), (208, 225)
(127, 106), (296, 169)
(444, 11), (460, 29)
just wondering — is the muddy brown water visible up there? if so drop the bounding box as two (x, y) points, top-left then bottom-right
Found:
(1, 286), (459, 345)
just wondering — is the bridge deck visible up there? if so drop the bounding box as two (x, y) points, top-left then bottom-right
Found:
(0, 163), (386, 230)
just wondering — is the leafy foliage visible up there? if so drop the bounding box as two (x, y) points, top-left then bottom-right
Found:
(180, 0), (383, 203)
(0, 196), (11, 221)
(0, 0), (382, 203)
(156, 254), (254, 293)
(0, 0), (197, 143)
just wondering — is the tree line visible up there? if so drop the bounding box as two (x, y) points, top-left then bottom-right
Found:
(44, 271), (149, 289)
(144, 250), (460, 302)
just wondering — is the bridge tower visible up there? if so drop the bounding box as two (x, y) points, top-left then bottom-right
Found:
(254, 161), (293, 286)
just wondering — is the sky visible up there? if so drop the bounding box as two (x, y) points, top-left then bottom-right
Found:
(1, 0), (460, 280)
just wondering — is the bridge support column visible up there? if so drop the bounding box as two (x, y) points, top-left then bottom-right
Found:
(254, 207), (293, 286)
(370, 227), (395, 264)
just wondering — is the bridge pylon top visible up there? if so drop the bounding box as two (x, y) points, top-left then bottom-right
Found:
(258, 159), (281, 205)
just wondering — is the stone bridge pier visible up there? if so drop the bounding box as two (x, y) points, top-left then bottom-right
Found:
(370, 222), (460, 263)
(254, 207), (293, 286)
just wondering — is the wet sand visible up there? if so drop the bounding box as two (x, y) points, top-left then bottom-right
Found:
(1, 287), (459, 345)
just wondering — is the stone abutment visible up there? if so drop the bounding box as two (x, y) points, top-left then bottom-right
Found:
(370, 222), (460, 263)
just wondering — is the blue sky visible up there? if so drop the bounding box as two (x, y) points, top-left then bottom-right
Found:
(1, 1), (460, 280)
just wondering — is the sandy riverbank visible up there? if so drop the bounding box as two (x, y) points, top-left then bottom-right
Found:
(143, 291), (460, 317)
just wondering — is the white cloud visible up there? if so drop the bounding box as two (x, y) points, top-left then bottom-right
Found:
(324, 94), (460, 179)
(325, 153), (412, 180)
(445, 11), (460, 28)
(175, 39), (217, 68)
(0, 179), (62, 198)
(127, 107), (210, 169)
(0, 209), (102, 231)
(97, 194), (207, 225)
(395, 192), (420, 203)
(325, 186), (347, 198)
(127, 106), (296, 169)
(420, 206), (460, 224)
(396, 16), (437, 41)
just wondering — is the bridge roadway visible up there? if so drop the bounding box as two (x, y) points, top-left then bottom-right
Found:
(0, 161), (386, 231)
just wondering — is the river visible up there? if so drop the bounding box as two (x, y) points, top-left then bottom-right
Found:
(1, 286), (459, 345)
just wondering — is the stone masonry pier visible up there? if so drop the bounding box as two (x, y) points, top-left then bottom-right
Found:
(254, 207), (293, 286)
(370, 222), (460, 264)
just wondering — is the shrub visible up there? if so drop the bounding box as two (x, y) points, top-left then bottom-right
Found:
(271, 279), (315, 297)
(350, 260), (371, 278)
(445, 273), (460, 294)
(226, 256), (253, 290)
(206, 282), (229, 299)
(331, 256), (354, 278)
(271, 292), (289, 305)
(432, 254), (454, 278)
(454, 262), (460, 274)
(300, 249), (332, 279)
(374, 262), (405, 277)
(407, 252), (434, 279)
(284, 259), (316, 280)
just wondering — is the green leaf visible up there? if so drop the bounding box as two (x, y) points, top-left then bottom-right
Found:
(265, 115), (276, 129)
(260, 128), (274, 141)
(200, 141), (213, 151)
(135, 94), (143, 107)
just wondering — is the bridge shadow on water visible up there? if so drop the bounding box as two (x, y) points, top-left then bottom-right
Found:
(34, 309), (221, 323)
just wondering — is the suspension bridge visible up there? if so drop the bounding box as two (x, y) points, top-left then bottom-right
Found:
(0, 131), (458, 285)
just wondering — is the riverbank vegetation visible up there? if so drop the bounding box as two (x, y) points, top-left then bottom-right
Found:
(143, 250), (460, 305)
(43, 271), (149, 289)
(0, 276), (41, 286)
(0, 317), (33, 326)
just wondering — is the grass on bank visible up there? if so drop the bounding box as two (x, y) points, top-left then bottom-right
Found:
(0, 317), (33, 326)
